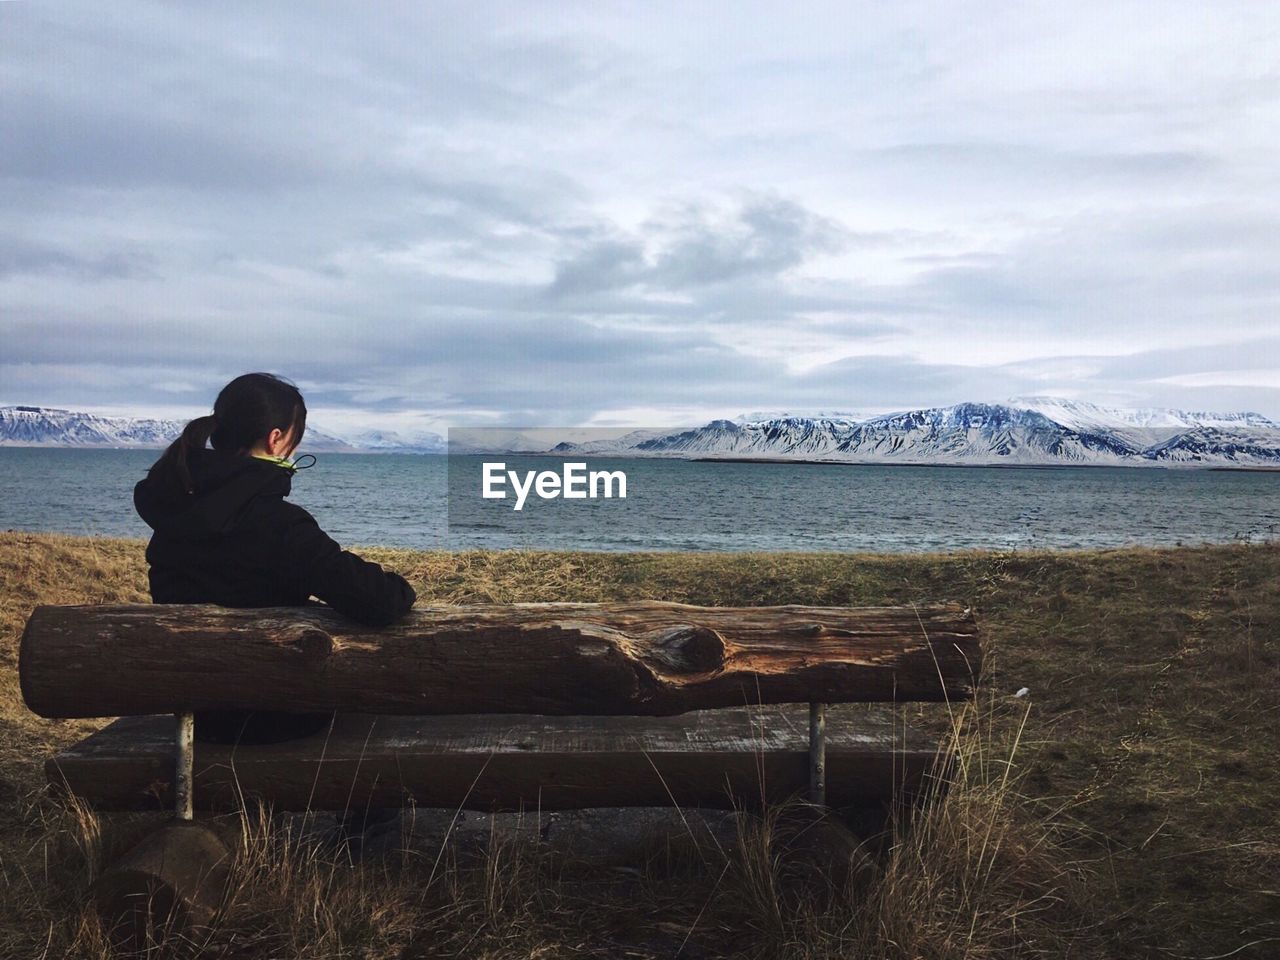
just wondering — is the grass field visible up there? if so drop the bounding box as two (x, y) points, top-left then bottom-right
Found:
(1, 532), (1277, 958)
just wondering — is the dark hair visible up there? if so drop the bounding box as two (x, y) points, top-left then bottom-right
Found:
(156, 373), (307, 494)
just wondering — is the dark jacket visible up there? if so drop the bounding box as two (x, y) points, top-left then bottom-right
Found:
(134, 447), (416, 742)
(135, 447), (416, 625)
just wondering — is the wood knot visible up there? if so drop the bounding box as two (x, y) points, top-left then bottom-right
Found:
(644, 625), (727, 674)
(274, 624), (334, 663)
(800, 623), (856, 639)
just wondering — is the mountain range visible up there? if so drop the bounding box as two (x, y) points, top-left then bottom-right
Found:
(0, 406), (440, 453)
(555, 398), (1280, 468)
(3, 400), (1279, 467)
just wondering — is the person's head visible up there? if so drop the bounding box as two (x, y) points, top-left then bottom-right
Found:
(157, 373), (307, 493)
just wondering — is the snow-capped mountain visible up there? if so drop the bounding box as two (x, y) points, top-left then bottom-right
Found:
(1144, 425), (1280, 464)
(555, 400), (1280, 468)
(1008, 396), (1275, 448)
(340, 428), (446, 454)
(0, 406), (181, 447)
(634, 405), (1140, 464)
(835, 403), (1140, 463)
(447, 429), (575, 454)
(549, 429), (683, 454)
(734, 409), (877, 425)
(0, 406), (356, 451)
(634, 417), (866, 459)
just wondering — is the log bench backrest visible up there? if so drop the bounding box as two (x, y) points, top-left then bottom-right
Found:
(20, 601), (981, 720)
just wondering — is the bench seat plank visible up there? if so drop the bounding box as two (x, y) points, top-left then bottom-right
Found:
(48, 707), (945, 812)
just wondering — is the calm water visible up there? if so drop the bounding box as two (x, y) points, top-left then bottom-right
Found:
(0, 448), (1276, 553)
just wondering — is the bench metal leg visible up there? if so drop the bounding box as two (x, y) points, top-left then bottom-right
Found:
(809, 702), (826, 806)
(175, 711), (194, 820)
(95, 711), (229, 950)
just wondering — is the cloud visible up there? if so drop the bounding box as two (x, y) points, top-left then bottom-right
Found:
(1, 0), (1278, 425)
(547, 196), (850, 298)
(0, 236), (155, 281)
(547, 237), (647, 297)
(648, 197), (848, 288)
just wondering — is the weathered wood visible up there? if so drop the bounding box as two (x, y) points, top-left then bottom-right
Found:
(92, 821), (230, 952)
(49, 708), (947, 812)
(20, 601), (979, 719)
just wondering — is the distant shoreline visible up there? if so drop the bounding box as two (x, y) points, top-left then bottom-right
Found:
(677, 456), (1280, 472)
(687, 456), (1158, 470)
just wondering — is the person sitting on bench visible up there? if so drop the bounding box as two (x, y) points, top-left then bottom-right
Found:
(133, 372), (417, 744)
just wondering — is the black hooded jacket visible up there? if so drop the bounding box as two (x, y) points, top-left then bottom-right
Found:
(134, 448), (416, 742)
(135, 447), (416, 626)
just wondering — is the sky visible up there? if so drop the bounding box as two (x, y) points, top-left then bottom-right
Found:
(3, 1), (1279, 434)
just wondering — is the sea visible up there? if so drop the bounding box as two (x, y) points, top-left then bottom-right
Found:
(0, 448), (1276, 553)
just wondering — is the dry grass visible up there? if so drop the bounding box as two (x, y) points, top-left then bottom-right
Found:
(1, 532), (1277, 959)
(7, 702), (1092, 960)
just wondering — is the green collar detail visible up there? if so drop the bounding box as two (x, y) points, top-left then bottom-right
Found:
(251, 453), (298, 472)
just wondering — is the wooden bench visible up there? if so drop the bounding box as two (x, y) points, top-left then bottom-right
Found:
(20, 600), (980, 945)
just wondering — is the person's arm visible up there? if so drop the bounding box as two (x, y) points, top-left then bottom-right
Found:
(278, 505), (416, 627)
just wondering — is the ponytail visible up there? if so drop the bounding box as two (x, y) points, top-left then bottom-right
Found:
(154, 414), (217, 495)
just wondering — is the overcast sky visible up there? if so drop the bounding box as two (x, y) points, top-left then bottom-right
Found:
(3, 1), (1279, 433)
